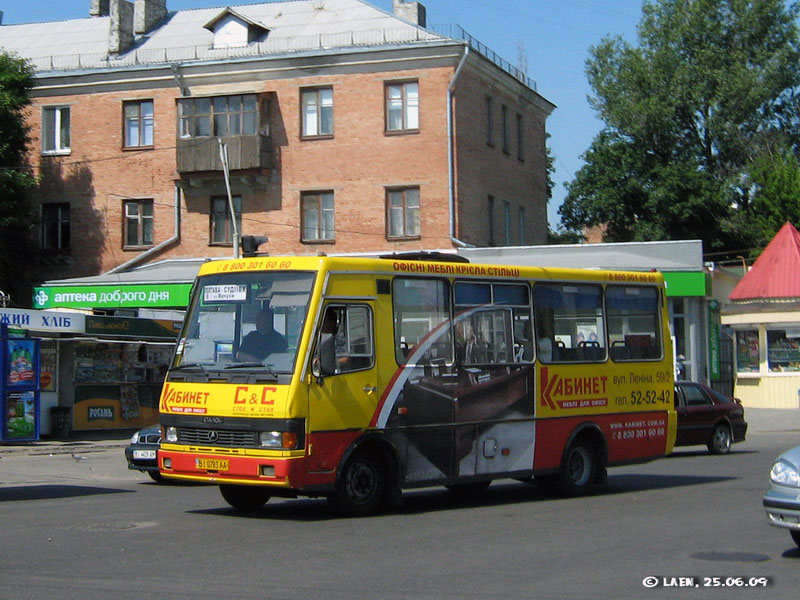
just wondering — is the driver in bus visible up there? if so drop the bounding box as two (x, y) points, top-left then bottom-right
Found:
(236, 305), (288, 362)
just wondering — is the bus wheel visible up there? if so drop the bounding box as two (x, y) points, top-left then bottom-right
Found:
(557, 440), (596, 496)
(708, 424), (732, 454)
(219, 484), (271, 512)
(330, 453), (386, 517)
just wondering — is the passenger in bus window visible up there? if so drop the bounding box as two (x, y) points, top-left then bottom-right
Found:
(455, 320), (477, 364)
(236, 306), (288, 362)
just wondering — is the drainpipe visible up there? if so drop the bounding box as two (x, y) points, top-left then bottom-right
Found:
(106, 184), (182, 274)
(447, 45), (473, 248)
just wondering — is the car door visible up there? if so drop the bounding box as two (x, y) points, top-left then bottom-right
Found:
(676, 383), (716, 446)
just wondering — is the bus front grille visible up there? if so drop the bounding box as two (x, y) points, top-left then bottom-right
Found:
(177, 428), (257, 448)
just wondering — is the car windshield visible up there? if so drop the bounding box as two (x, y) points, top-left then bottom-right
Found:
(173, 271), (316, 373)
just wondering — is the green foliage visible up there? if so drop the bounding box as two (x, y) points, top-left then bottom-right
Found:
(560, 0), (800, 252)
(748, 149), (800, 247)
(0, 50), (38, 306)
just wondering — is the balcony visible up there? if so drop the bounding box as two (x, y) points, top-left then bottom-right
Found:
(176, 134), (271, 174)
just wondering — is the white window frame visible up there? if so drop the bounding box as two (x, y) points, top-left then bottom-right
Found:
(42, 106), (71, 155)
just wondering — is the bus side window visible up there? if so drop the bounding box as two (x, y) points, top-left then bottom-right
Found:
(392, 278), (452, 366)
(315, 304), (374, 375)
(606, 285), (662, 362)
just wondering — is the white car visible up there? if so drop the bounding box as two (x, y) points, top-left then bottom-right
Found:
(763, 444), (800, 547)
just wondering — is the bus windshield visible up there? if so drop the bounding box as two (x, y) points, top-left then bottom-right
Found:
(173, 271), (316, 373)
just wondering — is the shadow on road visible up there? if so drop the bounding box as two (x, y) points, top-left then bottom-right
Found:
(0, 485), (133, 502)
(186, 472), (736, 521)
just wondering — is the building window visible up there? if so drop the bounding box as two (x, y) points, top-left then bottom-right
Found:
(42, 106), (71, 154)
(179, 95), (257, 139)
(386, 187), (420, 239)
(123, 199), (154, 248)
(516, 112), (524, 161)
(41, 203), (70, 252)
(503, 201), (512, 245)
(301, 191), (335, 242)
(518, 206), (526, 245)
(210, 196), (242, 245)
(301, 87), (333, 138)
(501, 104), (509, 154)
(123, 100), (154, 148)
(486, 96), (494, 146)
(385, 81), (419, 132)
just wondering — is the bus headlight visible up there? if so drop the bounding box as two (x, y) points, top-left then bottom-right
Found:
(165, 426), (178, 443)
(259, 431), (298, 449)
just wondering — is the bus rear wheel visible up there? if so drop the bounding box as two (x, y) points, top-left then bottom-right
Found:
(330, 452), (386, 517)
(542, 440), (597, 497)
(219, 484), (271, 512)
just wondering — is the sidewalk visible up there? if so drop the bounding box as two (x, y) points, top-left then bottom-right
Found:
(2, 407), (799, 456)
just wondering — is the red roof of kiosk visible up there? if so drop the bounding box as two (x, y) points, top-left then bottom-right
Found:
(729, 222), (800, 301)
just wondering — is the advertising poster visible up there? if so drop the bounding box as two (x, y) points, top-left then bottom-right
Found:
(6, 340), (37, 389)
(5, 391), (36, 439)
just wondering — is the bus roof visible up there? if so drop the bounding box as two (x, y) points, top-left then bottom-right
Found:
(196, 255), (665, 286)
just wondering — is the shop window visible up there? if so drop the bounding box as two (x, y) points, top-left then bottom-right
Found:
(767, 329), (800, 372)
(735, 329), (759, 373)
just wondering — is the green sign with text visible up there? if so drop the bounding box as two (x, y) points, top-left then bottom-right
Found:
(33, 284), (191, 309)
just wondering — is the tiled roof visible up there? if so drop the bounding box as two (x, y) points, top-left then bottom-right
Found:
(729, 222), (800, 301)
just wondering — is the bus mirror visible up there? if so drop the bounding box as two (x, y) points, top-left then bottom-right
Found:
(317, 334), (337, 378)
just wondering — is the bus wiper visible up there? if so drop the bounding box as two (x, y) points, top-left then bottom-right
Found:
(225, 363), (279, 378)
(172, 362), (208, 374)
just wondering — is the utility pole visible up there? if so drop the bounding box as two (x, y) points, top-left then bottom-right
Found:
(218, 139), (240, 258)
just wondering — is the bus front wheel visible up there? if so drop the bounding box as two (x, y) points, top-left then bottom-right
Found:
(330, 452), (386, 517)
(219, 484), (271, 512)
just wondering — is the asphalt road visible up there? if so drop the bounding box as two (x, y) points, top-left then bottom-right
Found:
(1, 430), (799, 600)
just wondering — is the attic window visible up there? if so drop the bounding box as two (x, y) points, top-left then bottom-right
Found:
(204, 8), (270, 49)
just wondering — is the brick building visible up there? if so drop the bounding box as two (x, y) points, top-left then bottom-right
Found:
(2, 0), (554, 285)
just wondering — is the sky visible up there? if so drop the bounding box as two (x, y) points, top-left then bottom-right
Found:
(0, 0), (644, 229)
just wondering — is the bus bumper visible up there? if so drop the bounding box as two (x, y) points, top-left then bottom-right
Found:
(158, 449), (336, 491)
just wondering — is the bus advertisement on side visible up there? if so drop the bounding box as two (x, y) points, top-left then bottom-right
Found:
(158, 254), (676, 515)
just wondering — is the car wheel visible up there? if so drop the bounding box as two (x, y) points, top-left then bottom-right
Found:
(329, 452), (386, 517)
(219, 484), (271, 512)
(708, 424), (732, 454)
(147, 470), (165, 483)
(791, 530), (800, 548)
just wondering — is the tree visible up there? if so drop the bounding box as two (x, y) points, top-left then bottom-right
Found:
(560, 0), (800, 252)
(0, 50), (37, 307)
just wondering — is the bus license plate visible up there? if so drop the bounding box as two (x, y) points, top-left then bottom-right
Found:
(133, 450), (156, 460)
(196, 458), (229, 471)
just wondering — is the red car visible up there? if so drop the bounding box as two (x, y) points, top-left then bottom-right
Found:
(674, 381), (747, 454)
